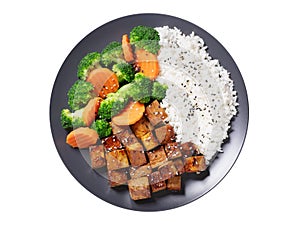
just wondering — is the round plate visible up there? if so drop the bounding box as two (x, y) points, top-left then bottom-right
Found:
(50, 13), (249, 211)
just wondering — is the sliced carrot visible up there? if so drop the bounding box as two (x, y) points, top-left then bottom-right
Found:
(86, 68), (119, 98)
(66, 127), (98, 149)
(112, 101), (145, 126)
(82, 97), (102, 126)
(122, 34), (134, 62)
(135, 49), (160, 80)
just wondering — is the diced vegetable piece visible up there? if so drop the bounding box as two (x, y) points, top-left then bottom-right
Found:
(135, 49), (160, 80)
(86, 68), (119, 98)
(66, 127), (98, 149)
(82, 97), (102, 126)
(112, 101), (145, 126)
(122, 34), (134, 62)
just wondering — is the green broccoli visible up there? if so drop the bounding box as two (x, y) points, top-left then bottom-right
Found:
(98, 92), (128, 120)
(151, 81), (168, 101)
(130, 73), (153, 102)
(100, 41), (124, 67)
(60, 108), (85, 129)
(67, 80), (95, 111)
(91, 119), (112, 138)
(77, 52), (101, 80)
(130, 25), (160, 54)
(112, 62), (135, 83)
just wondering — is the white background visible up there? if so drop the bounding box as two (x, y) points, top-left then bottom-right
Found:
(1, 0), (299, 225)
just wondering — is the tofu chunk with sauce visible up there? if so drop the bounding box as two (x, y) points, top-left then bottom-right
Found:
(108, 169), (128, 187)
(128, 176), (151, 200)
(129, 164), (152, 179)
(125, 142), (147, 167)
(140, 131), (160, 151)
(154, 124), (176, 145)
(184, 155), (206, 173)
(145, 100), (168, 126)
(148, 171), (166, 193)
(167, 176), (181, 191)
(89, 145), (106, 169)
(131, 116), (153, 138)
(158, 161), (177, 181)
(146, 146), (168, 168)
(106, 149), (129, 171)
(164, 142), (182, 160)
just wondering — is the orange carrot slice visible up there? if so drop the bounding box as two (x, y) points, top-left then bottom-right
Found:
(135, 49), (160, 80)
(66, 127), (98, 148)
(82, 97), (102, 126)
(86, 68), (119, 98)
(112, 101), (145, 126)
(122, 34), (134, 62)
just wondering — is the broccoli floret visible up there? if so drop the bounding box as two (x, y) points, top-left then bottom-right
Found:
(98, 93), (128, 120)
(130, 73), (153, 102)
(100, 41), (124, 67)
(112, 62), (135, 83)
(152, 81), (168, 101)
(130, 25), (160, 54)
(67, 80), (95, 111)
(91, 119), (112, 138)
(60, 109), (85, 129)
(77, 52), (101, 80)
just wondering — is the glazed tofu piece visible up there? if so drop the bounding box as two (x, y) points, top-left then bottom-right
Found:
(184, 155), (207, 173)
(158, 161), (177, 181)
(125, 142), (147, 167)
(131, 116), (153, 138)
(154, 124), (176, 145)
(106, 149), (129, 171)
(180, 142), (201, 157)
(107, 169), (128, 187)
(129, 164), (152, 179)
(102, 135), (123, 151)
(140, 132), (160, 151)
(147, 146), (168, 168)
(164, 142), (182, 160)
(173, 158), (185, 175)
(89, 145), (106, 169)
(128, 176), (151, 200)
(167, 176), (181, 191)
(148, 171), (166, 193)
(117, 129), (139, 147)
(145, 100), (168, 126)
(111, 122), (129, 135)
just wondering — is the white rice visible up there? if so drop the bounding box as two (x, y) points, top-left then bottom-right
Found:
(155, 26), (238, 164)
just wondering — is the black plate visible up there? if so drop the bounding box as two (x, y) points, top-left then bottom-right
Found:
(50, 13), (249, 211)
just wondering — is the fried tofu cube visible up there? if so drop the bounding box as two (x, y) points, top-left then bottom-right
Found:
(173, 158), (185, 175)
(147, 146), (168, 168)
(131, 116), (154, 138)
(128, 176), (151, 200)
(111, 123), (129, 134)
(148, 171), (166, 193)
(140, 132), (160, 151)
(106, 149), (129, 171)
(154, 124), (176, 145)
(158, 161), (177, 181)
(145, 100), (168, 126)
(180, 142), (201, 157)
(125, 142), (147, 167)
(129, 164), (152, 179)
(107, 169), (128, 187)
(184, 156), (207, 173)
(117, 129), (139, 147)
(167, 176), (181, 191)
(164, 142), (182, 160)
(102, 135), (123, 151)
(89, 145), (106, 169)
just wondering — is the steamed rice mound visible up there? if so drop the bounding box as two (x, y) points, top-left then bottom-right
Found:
(155, 26), (238, 164)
